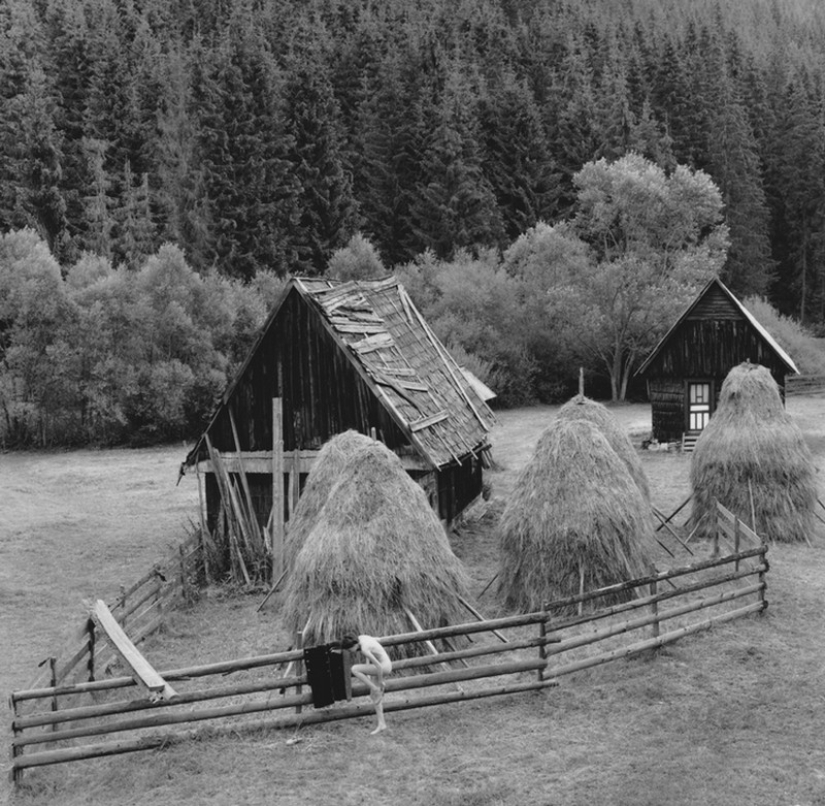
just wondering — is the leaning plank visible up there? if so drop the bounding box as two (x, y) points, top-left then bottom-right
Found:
(456, 595), (509, 643)
(91, 601), (176, 701)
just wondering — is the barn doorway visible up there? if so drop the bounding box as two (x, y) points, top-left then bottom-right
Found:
(687, 381), (712, 432)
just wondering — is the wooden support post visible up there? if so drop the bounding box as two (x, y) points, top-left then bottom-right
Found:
(229, 408), (261, 549)
(289, 449), (300, 519)
(195, 462), (210, 582)
(272, 399), (284, 581)
(649, 581), (660, 639)
(578, 565), (585, 616)
(478, 572), (498, 598)
(456, 595), (509, 643)
(256, 567), (288, 613)
(403, 607), (463, 691)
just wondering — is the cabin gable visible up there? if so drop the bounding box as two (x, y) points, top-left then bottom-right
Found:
(638, 278), (797, 443)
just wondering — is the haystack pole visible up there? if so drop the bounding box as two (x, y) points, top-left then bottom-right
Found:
(556, 394), (650, 503)
(497, 418), (655, 614)
(690, 362), (817, 543)
(282, 440), (472, 658)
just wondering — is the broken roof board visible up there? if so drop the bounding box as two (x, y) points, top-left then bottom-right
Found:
(185, 276), (495, 470)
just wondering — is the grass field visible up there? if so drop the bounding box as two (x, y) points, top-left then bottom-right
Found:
(3, 398), (825, 806)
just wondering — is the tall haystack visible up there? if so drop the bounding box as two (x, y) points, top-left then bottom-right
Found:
(690, 362), (817, 543)
(557, 395), (650, 502)
(284, 430), (375, 570)
(498, 418), (654, 614)
(282, 440), (472, 656)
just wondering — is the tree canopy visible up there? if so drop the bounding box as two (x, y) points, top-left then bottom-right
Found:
(1, 0), (825, 320)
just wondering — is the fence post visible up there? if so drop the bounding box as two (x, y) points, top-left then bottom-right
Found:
(538, 610), (547, 682)
(119, 584), (127, 629)
(295, 631), (304, 715)
(10, 693), (22, 787)
(49, 657), (58, 729)
(649, 581), (660, 640)
(734, 517), (741, 571)
(86, 618), (96, 682)
(758, 546), (769, 612)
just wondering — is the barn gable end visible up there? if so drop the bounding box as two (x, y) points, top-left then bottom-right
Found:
(183, 277), (496, 535)
(637, 278), (798, 443)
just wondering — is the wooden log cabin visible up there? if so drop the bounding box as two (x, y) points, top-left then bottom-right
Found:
(182, 276), (496, 540)
(636, 278), (798, 446)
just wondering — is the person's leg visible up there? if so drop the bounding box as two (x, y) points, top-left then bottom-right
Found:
(371, 698), (387, 734)
(351, 663), (388, 733)
(351, 663), (381, 695)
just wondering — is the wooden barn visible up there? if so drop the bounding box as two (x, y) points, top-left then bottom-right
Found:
(182, 276), (496, 547)
(637, 278), (798, 446)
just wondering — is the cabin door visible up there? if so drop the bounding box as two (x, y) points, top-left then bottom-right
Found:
(687, 382), (712, 432)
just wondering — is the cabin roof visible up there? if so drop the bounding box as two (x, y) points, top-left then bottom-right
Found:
(186, 276), (496, 469)
(636, 277), (799, 377)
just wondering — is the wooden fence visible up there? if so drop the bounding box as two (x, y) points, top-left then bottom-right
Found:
(18, 532), (203, 699)
(9, 612), (556, 783)
(786, 374), (825, 396)
(543, 505), (768, 680)
(9, 504), (768, 785)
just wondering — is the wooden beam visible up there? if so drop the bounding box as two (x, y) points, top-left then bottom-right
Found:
(91, 601), (176, 702)
(272, 399), (284, 580)
(197, 450), (432, 474)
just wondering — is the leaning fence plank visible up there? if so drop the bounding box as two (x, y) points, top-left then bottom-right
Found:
(91, 601), (176, 702)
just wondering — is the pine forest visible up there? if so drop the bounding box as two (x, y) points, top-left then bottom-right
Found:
(2, 0), (825, 446)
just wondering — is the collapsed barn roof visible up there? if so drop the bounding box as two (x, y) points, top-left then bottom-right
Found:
(184, 276), (496, 471)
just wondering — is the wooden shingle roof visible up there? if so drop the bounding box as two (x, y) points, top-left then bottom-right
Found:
(185, 276), (496, 470)
(294, 276), (496, 466)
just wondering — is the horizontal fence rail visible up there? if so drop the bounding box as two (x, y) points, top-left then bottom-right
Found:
(542, 505), (768, 681)
(9, 504), (769, 784)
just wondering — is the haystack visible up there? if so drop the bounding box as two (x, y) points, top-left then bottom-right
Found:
(498, 418), (654, 614)
(690, 362), (817, 543)
(283, 430), (375, 570)
(557, 394), (650, 502)
(282, 440), (472, 656)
